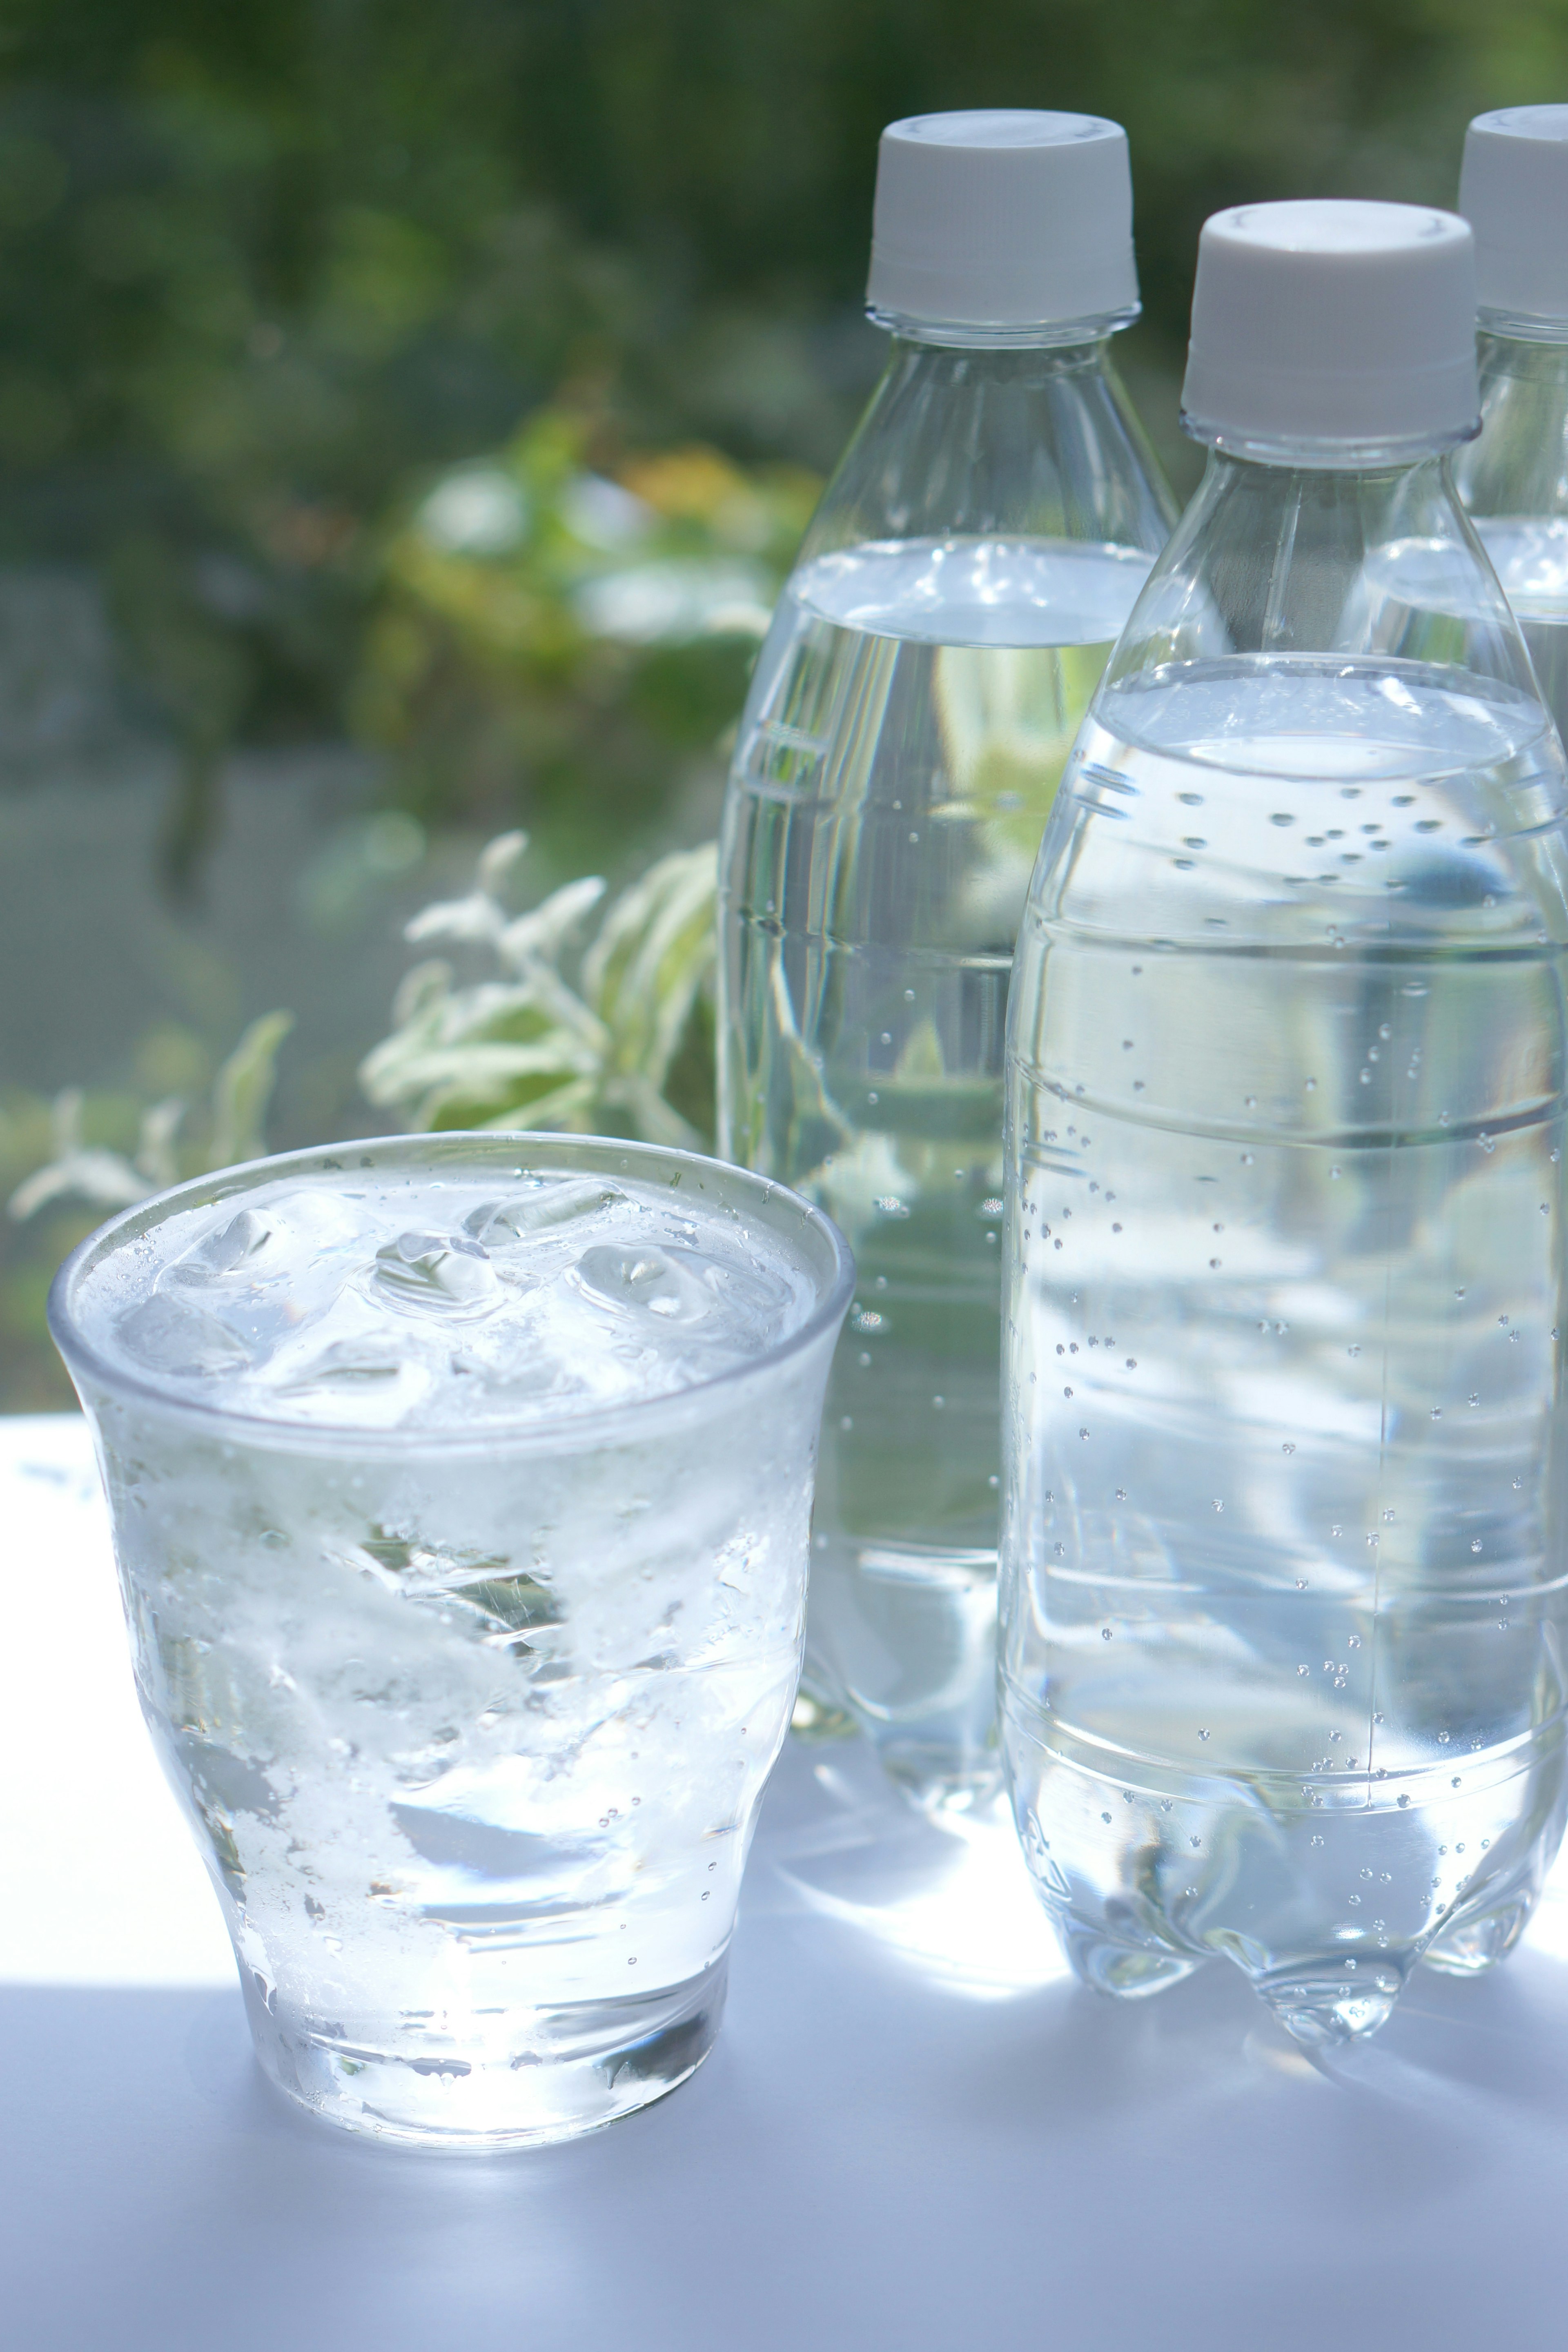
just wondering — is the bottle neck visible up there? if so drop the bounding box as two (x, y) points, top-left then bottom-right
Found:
(1478, 310), (1568, 354)
(1180, 421), (1478, 472)
(1196, 446), (1459, 497)
(1105, 444), (1531, 692)
(864, 305), (1140, 351)
(1456, 327), (1568, 524)
(798, 327), (1176, 564)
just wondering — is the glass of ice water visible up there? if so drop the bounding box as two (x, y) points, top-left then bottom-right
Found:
(49, 1133), (852, 2147)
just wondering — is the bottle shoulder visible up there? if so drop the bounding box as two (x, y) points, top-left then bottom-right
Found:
(1013, 654), (1568, 957)
(798, 341), (1176, 562)
(1092, 654), (1554, 775)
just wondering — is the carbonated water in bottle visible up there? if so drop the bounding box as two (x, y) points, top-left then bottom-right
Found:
(1003, 200), (1568, 2045)
(719, 112), (1175, 1810)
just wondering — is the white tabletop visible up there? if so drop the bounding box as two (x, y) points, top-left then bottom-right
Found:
(5, 1411), (1568, 2350)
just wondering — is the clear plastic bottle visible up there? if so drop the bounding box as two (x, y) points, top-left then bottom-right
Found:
(1455, 108), (1568, 739)
(717, 113), (1175, 1813)
(1002, 199), (1568, 2047)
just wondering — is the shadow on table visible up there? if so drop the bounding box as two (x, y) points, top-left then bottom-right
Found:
(8, 1943), (1568, 2352)
(10, 1740), (1568, 2350)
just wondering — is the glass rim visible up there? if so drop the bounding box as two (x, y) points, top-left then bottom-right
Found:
(47, 1130), (856, 1457)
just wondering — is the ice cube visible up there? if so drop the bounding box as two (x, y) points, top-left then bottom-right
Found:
(264, 1337), (435, 1428)
(571, 1244), (712, 1323)
(116, 1293), (252, 1378)
(372, 1231), (500, 1314)
(189, 1207), (275, 1274)
(463, 1180), (628, 1246)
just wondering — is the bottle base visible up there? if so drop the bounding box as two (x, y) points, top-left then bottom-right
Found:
(1004, 1692), (1567, 2047)
(804, 1536), (1001, 1813)
(790, 1686), (861, 1743)
(878, 1738), (1004, 1817)
(1422, 1891), (1535, 1976)
(1058, 1919), (1206, 2000)
(1254, 1966), (1404, 2049)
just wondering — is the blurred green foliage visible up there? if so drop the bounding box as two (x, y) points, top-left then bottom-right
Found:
(356, 407), (817, 860)
(360, 829), (718, 1146)
(1, 1010), (292, 1408)
(4, 0), (1568, 858)
(6, 0), (1568, 1418)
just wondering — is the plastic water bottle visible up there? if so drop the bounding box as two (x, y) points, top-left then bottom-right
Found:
(718, 112), (1175, 1813)
(1455, 108), (1568, 739)
(1002, 199), (1568, 2046)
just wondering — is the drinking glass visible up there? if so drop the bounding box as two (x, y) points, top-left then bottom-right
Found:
(50, 1133), (852, 2146)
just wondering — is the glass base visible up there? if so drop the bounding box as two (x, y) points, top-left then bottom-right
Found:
(242, 1956), (727, 2149)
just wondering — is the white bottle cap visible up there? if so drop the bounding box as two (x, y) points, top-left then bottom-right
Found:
(1460, 107), (1568, 326)
(866, 110), (1139, 334)
(1180, 200), (1479, 454)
